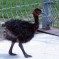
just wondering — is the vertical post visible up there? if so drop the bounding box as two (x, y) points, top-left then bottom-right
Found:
(42, 0), (53, 30)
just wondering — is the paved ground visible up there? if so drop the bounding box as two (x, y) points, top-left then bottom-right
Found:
(38, 25), (59, 36)
(0, 33), (59, 59)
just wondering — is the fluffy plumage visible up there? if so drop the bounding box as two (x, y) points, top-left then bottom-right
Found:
(4, 20), (35, 43)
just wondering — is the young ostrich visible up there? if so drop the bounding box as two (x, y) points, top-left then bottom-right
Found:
(2, 8), (42, 58)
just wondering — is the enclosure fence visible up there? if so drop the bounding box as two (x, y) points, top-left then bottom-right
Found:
(0, 0), (59, 29)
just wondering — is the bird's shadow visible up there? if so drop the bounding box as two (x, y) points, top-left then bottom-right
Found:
(0, 54), (20, 59)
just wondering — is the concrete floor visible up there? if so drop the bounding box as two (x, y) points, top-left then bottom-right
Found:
(0, 33), (59, 59)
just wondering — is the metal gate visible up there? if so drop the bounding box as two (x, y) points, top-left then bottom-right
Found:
(0, 0), (59, 30)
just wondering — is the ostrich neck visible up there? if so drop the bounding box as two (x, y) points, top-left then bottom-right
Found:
(33, 15), (39, 25)
(33, 15), (39, 26)
(33, 15), (39, 30)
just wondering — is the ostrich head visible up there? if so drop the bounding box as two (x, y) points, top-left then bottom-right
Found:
(32, 8), (42, 17)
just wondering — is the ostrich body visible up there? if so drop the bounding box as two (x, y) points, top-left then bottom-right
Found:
(2, 8), (41, 58)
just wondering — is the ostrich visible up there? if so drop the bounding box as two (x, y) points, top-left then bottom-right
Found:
(2, 8), (42, 58)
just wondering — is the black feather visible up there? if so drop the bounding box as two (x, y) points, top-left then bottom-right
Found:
(4, 20), (35, 43)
